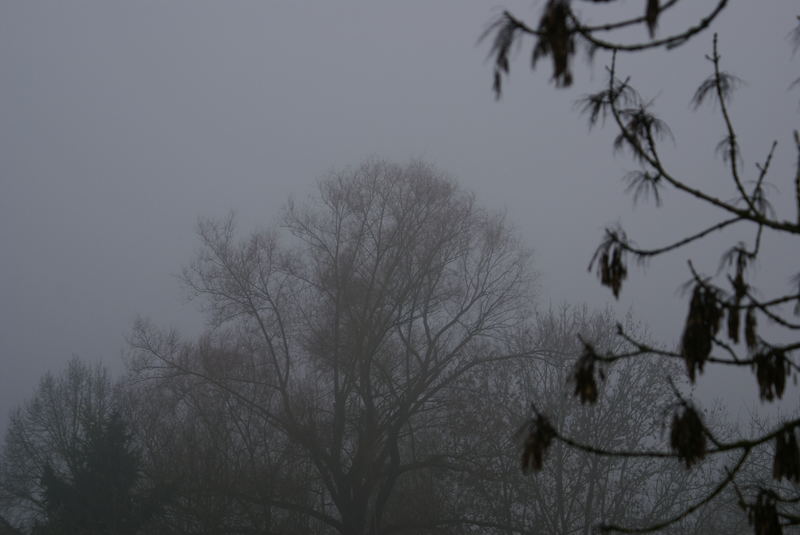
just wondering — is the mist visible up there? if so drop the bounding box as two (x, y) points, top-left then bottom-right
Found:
(1, 2), (798, 534)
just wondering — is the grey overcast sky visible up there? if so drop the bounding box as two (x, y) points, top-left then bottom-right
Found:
(1, 1), (798, 430)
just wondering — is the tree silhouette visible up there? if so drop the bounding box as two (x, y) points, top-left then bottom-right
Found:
(130, 160), (536, 535)
(483, 3), (800, 534)
(35, 413), (161, 535)
(0, 359), (165, 535)
(483, 0), (729, 97)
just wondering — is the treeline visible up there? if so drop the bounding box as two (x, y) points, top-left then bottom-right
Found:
(0, 162), (760, 534)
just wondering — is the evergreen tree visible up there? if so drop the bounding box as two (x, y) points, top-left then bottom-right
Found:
(35, 413), (161, 535)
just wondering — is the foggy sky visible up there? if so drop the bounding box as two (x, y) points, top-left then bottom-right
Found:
(1, 1), (798, 431)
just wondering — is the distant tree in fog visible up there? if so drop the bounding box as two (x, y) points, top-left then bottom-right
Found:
(0, 358), (163, 535)
(129, 160), (536, 534)
(446, 305), (744, 534)
(0, 358), (115, 532)
(33, 412), (160, 535)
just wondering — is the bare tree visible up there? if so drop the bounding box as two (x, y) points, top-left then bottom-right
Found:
(518, 307), (688, 534)
(123, 341), (320, 534)
(448, 305), (738, 534)
(130, 160), (536, 534)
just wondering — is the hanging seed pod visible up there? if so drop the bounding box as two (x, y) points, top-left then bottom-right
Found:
(589, 234), (629, 299)
(754, 349), (788, 402)
(670, 405), (706, 468)
(726, 252), (748, 344)
(680, 284), (722, 381)
(599, 251), (611, 286)
(532, 0), (576, 88)
(745, 308), (758, 350)
(748, 490), (782, 535)
(727, 306), (740, 344)
(519, 414), (555, 473)
(732, 256), (748, 304)
(572, 344), (600, 404)
(610, 247), (627, 298)
(646, 0), (660, 37)
(773, 428), (800, 483)
(595, 245), (627, 298)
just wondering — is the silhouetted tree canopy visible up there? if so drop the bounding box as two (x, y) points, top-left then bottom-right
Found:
(0, 359), (165, 535)
(35, 413), (160, 535)
(486, 4), (800, 534)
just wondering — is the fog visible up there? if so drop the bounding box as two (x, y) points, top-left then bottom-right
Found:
(1, 0), (798, 495)
(1, 2), (799, 533)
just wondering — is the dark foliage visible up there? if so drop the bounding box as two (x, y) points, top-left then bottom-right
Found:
(34, 413), (162, 535)
(772, 429), (800, 483)
(483, 0), (726, 95)
(753, 348), (789, 402)
(680, 284), (722, 382)
(670, 405), (707, 468)
(576, 81), (638, 129)
(722, 246), (749, 343)
(744, 307), (759, 350)
(747, 490), (782, 535)
(572, 342), (602, 404)
(612, 106), (673, 162)
(623, 170), (663, 206)
(532, 0), (575, 88)
(691, 71), (742, 110)
(589, 233), (628, 299)
(484, 12), (525, 99)
(483, 2), (800, 533)
(519, 414), (555, 473)
(646, 0), (660, 38)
